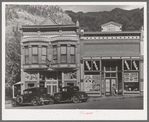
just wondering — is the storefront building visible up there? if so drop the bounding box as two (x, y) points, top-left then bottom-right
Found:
(20, 18), (144, 96)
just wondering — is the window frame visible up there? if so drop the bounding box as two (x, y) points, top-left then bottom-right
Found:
(70, 45), (75, 63)
(32, 46), (38, 64)
(53, 46), (57, 64)
(41, 46), (47, 64)
(60, 45), (67, 63)
(24, 46), (29, 64)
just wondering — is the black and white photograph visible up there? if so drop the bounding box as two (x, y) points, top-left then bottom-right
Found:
(2, 2), (147, 120)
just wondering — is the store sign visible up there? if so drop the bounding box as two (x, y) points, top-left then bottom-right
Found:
(124, 73), (138, 82)
(84, 60), (100, 71)
(25, 72), (38, 81)
(124, 60), (139, 71)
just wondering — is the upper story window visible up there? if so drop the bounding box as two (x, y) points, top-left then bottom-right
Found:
(70, 45), (75, 63)
(53, 46), (57, 64)
(25, 46), (29, 64)
(42, 46), (47, 64)
(61, 45), (67, 63)
(32, 46), (38, 64)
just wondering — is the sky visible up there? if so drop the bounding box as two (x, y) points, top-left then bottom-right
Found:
(60, 5), (144, 13)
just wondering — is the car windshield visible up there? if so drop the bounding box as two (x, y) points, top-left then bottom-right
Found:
(72, 87), (79, 91)
(40, 88), (47, 93)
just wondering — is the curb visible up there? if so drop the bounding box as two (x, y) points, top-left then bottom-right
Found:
(89, 95), (143, 101)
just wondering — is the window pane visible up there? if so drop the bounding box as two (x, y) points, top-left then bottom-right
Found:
(25, 47), (29, 55)
(32, 47), (38, 54)
(71, 55), (75, 63)
(32, 55), (38, 63)
(53, 47), (57, 55)
(124, 60), (131, 70)
(111, 73), (116, 77)
(84, 61), (92, 71)
(132, 60), (139, 70)
(42, 56), (46, 63)
(61, 46), (66, 54)
(25, 56), (29, 64)
(61, 55), (67, 63)
(42, 47), (46, 55)
(70, 46), (75, 54)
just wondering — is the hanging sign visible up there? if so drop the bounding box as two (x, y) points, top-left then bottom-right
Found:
(85, 61), (91, 70)
(124, 60), (130, 70)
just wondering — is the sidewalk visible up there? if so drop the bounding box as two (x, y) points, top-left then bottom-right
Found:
(88, 95), (143, 101)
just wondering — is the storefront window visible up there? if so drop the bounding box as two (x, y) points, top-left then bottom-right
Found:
(25, 72), (38, 81)
(39, 82), (45, 87)
(124, 72), (139, 91)
(84, 74), (101, 92)
(39, 71), (45, 80)
(64, 71), (77, 79)
(53, 46), (57, 63)
(46, 72), (57, 80)
(28, 83), (34, 88)
(32, 46), (38, 64)
(42, 46), (47, 64)
(25, 46), (29, 64)
(124, 60), (139, 71)
(105, 61), (116, 71)
(70, 46), (75, 63)
(61, 45), (67, 63)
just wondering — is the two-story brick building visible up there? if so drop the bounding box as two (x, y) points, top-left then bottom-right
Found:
(17, 17), (143, 97)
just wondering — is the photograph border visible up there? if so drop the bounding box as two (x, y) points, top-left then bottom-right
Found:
(1, 0), (148, 121)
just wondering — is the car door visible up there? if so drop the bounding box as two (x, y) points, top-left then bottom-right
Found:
(61, 88), (70, 100)
(23, 90), (29, 103)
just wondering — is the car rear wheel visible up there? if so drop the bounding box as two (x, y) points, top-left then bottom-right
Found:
(48, 98), (54, 105)
(32, 99), (39, 106)
(54, 94), (61, 103)
(11, 100), (17, 107)
(72, 95), (80, 103)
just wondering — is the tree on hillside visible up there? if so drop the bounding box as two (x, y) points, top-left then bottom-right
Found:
(5, 26), (21, 86)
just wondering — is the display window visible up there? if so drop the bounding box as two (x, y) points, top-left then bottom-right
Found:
(46, 72), (57, 80)
(25, 72), (38, 81)
(124, 72), (139, 91)
(84, 72), (101, 93)
(64, 71), (77, 79)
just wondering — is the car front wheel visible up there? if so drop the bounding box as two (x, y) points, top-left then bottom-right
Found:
(72, 95), (80, 103)
(54, 94), (61, 103)
(32, 99), (39, 106)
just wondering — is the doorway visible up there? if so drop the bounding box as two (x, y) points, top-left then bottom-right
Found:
(105, 78), (116, 96)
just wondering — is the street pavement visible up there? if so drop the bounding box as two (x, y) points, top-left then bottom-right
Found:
(5, 95), (143, 109)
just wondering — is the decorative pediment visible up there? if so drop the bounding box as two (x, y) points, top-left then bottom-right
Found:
(40, 16), (57, 25)
(101, 21), (122, 32)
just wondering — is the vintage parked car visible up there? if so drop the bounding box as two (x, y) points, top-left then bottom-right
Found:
(54, 86), (88, 103)
(11, 87), (54, 107)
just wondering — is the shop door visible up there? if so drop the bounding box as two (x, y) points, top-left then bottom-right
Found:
(105, 78), (116, 96)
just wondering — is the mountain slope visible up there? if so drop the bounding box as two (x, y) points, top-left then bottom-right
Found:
(66, 8), (144, 31)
